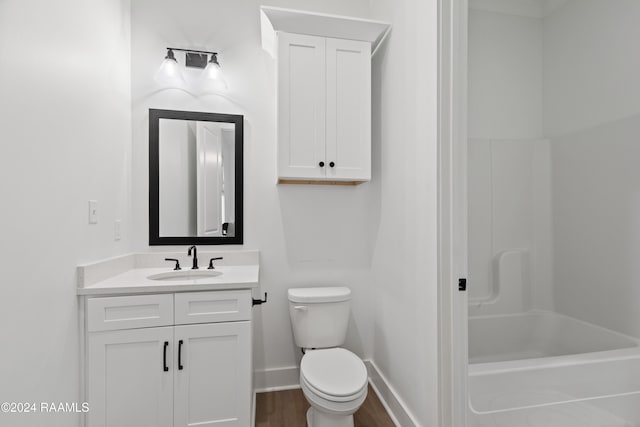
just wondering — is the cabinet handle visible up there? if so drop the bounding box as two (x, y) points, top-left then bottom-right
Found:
(329, 161), (335, 168)
(163, 341), (169, 372)
(178, 340), (184, 370)
(319, 161), (325, 167)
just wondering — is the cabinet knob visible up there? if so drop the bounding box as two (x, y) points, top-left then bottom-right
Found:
(329, 161), (335, 168)
(319, 161), (325, 167)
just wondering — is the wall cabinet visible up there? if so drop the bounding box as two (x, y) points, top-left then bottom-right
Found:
(85, 290), (252, 427)
(276, 32), (372, 184)
(261, 7), (390, 185)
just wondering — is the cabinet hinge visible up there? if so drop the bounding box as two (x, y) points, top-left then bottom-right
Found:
(458, 278), (467, 292)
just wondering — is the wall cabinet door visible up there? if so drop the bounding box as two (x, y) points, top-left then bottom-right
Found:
(325, 37), (371, 181)
(277, 32), (326, 180)
(87, 327), (174, 427)
(173, 322), (251, 427)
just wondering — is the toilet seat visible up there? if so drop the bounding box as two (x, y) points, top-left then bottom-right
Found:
(302, 374), (368, 404)
(300, 348), (368, 402)
(301, 375), (367, 418)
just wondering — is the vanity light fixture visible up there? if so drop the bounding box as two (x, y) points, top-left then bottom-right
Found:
(155, 47), (227, 89)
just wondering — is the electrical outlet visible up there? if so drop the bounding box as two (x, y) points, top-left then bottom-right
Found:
(88, 200), (98, 224)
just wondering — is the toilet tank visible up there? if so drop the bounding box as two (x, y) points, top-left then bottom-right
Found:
(288, 287), (351, 349)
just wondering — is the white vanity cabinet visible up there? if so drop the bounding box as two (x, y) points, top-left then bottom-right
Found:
(276, 32), (371, 184)
(85, 290), (252, 427)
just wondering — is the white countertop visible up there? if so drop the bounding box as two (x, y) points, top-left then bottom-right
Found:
(77, 265), (259, 296)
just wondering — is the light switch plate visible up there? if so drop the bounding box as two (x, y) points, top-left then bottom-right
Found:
(88, 200), (98, 224)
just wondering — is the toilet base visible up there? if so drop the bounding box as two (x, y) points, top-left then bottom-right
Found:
(306, 407), (354, 427)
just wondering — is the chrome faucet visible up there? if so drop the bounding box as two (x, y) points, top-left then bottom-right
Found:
(187, 245), (199, 270)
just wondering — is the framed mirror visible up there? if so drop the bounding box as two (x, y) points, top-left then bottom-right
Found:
(149, 109), (243, 245)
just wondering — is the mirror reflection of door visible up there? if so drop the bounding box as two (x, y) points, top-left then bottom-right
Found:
(197, 122), (223, 237)
(158, 119), (235, 238)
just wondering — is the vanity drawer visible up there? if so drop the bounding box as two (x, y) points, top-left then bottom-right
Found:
(87, 294), (174, 332)
(175, 290), (251, 324)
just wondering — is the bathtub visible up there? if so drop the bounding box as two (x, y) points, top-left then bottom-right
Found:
(469, 310), (638, 365)
(468, 311), (640, 426)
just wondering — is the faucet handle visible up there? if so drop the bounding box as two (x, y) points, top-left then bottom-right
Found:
(208, 257), (224, 270)
(165, 258), (181, 271)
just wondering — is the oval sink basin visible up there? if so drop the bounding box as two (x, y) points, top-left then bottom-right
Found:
(147, 270), (223, 281)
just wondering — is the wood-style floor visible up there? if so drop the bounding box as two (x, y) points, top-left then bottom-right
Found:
(255, 385), (395, 427)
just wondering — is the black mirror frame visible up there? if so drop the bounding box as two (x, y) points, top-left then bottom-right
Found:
(149, 108), (244, 245)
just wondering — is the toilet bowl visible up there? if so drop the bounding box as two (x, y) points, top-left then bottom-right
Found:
(287, 287), (368, 427)
(300, 348), (368, 427)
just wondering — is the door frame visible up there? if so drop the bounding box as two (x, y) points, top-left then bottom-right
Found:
(438, 0), (469, 425)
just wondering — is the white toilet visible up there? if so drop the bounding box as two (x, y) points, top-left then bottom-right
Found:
(288, 287), (368, 427)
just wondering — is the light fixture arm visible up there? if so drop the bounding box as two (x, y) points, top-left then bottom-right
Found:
(166, 47), (218, 56)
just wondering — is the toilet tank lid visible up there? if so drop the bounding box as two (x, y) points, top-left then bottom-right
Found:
(288, 287), (351, 303)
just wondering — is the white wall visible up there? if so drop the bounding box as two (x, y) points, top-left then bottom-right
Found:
(551, 116), (640, 337)
(544, 0), (640, 338)
(543, 0), (640, 137)
(468, 9), (543, 140)
(0, 0), (132, 425)
(130, 0), (376, 385)
(368, 0), (439, 425)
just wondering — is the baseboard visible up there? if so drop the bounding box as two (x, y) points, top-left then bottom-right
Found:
(251, 391), (256, 427)
(254, 360), (419, 427)
(254, 365), (300, 392)
(365, 360), (420, 427)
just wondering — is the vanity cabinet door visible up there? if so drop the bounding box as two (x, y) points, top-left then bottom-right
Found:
(174, 322), (251, 427)
(87, 327), (174, 427)
(325, 37), (371, 181)
(277, 32), (327, 180)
